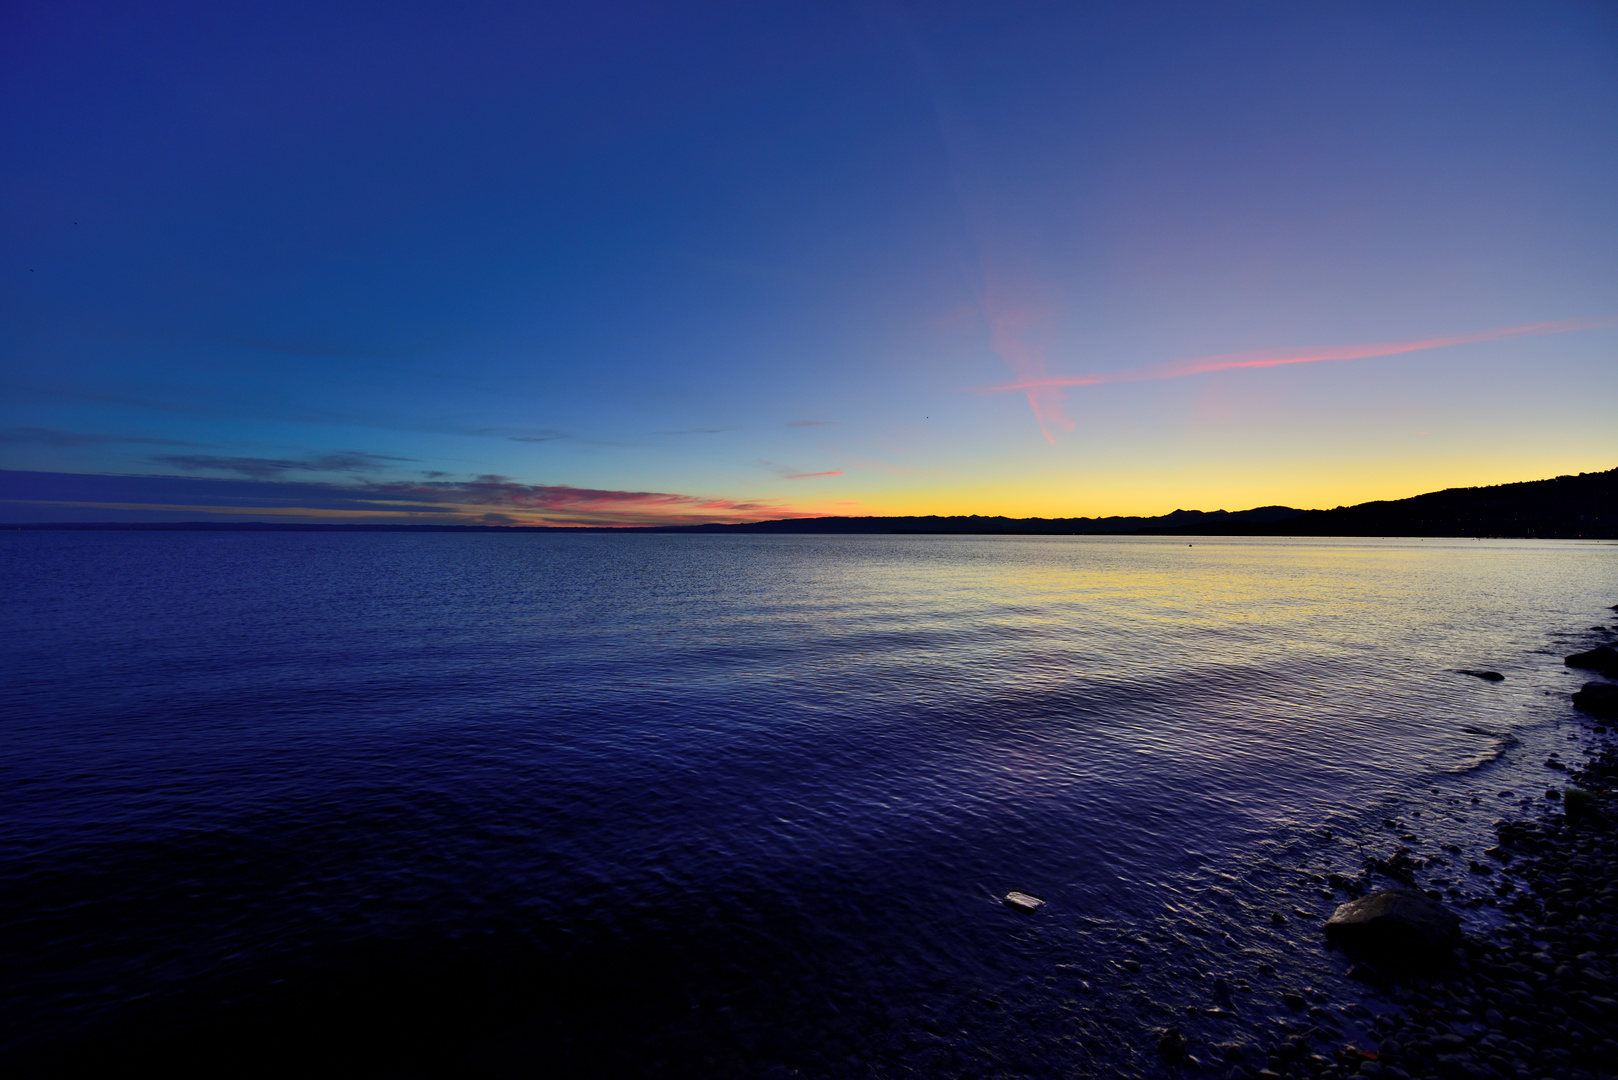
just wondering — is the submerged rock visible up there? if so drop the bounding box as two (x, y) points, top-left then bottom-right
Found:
(1322, 888), (1460, 969)
(1456, 669), (1505, 681)
(1156, 1025), (1187, 1064)
(1572, 681), (1618, 719)
(1564, 644), (1618, 670)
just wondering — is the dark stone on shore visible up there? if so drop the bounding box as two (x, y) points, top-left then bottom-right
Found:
(1563, 786), (1606, 828)
(1564, 644), (1618, 670)
(1456, 669), (1504, 681)
(1572, 681), (1618, 719)
(1323, 888), (1460, 969)
(1360, 847), (1421, 885)
(1157, 1025), (1188, 1064)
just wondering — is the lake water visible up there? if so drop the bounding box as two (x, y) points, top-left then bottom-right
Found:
(2, 532), (1614, 1077)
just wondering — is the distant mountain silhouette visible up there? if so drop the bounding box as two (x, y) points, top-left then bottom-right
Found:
(654, 467), (1616, 538)
(648, 505), (1305, 535)
(13, 466), (1612, 537)
(1144, 466), (1615, 539)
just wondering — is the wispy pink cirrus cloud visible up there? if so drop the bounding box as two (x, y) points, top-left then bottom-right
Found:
(783, 470), (844, 480)
(983, 317), (1615, 395)
(986, 301), (1071, 445)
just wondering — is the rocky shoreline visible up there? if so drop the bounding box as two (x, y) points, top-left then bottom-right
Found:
(1200, 611), (1618, 1080)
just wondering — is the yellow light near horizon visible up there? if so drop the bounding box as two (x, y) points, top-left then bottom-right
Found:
(839, 455), (1616, 520)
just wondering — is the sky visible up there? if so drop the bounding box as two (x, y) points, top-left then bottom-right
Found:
(3, 1), (1616, 526)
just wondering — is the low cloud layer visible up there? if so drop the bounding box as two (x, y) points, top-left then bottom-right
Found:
(151, 452), (416, 478)
(368, 475), (811, 525)
(0, 470), (817, 527)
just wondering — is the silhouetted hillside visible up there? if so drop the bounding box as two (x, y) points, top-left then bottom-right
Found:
(658, 468), (1616, 538)
(649, 506), (1304, 535)
(1145, 467), (1617, 538)
(13, 468), (1612, 538)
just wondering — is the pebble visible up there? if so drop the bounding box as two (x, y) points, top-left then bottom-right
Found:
(1002, 891), (1044, 912)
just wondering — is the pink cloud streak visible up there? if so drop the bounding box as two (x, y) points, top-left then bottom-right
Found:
(984, 317), (1614, 394)
(366, 476), (824, 527)
(783, 470), (844, 480)
(987, 303), (1070, 444)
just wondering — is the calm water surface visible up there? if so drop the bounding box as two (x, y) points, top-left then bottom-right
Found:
(2, 533), (1614, 1076)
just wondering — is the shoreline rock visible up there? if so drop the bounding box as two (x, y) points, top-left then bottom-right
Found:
(1564, 645), (1618, 671)
(1219, 614), (1618, 1080)
(1321, 889), (1461, 972)
(1572, 682), (1618, 719)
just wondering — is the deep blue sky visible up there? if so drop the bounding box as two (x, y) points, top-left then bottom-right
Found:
(4, 1), (1615, 524)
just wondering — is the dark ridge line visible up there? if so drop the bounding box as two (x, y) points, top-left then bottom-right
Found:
(5, 522), (575, 532)
(6, 466), (1614, 538)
